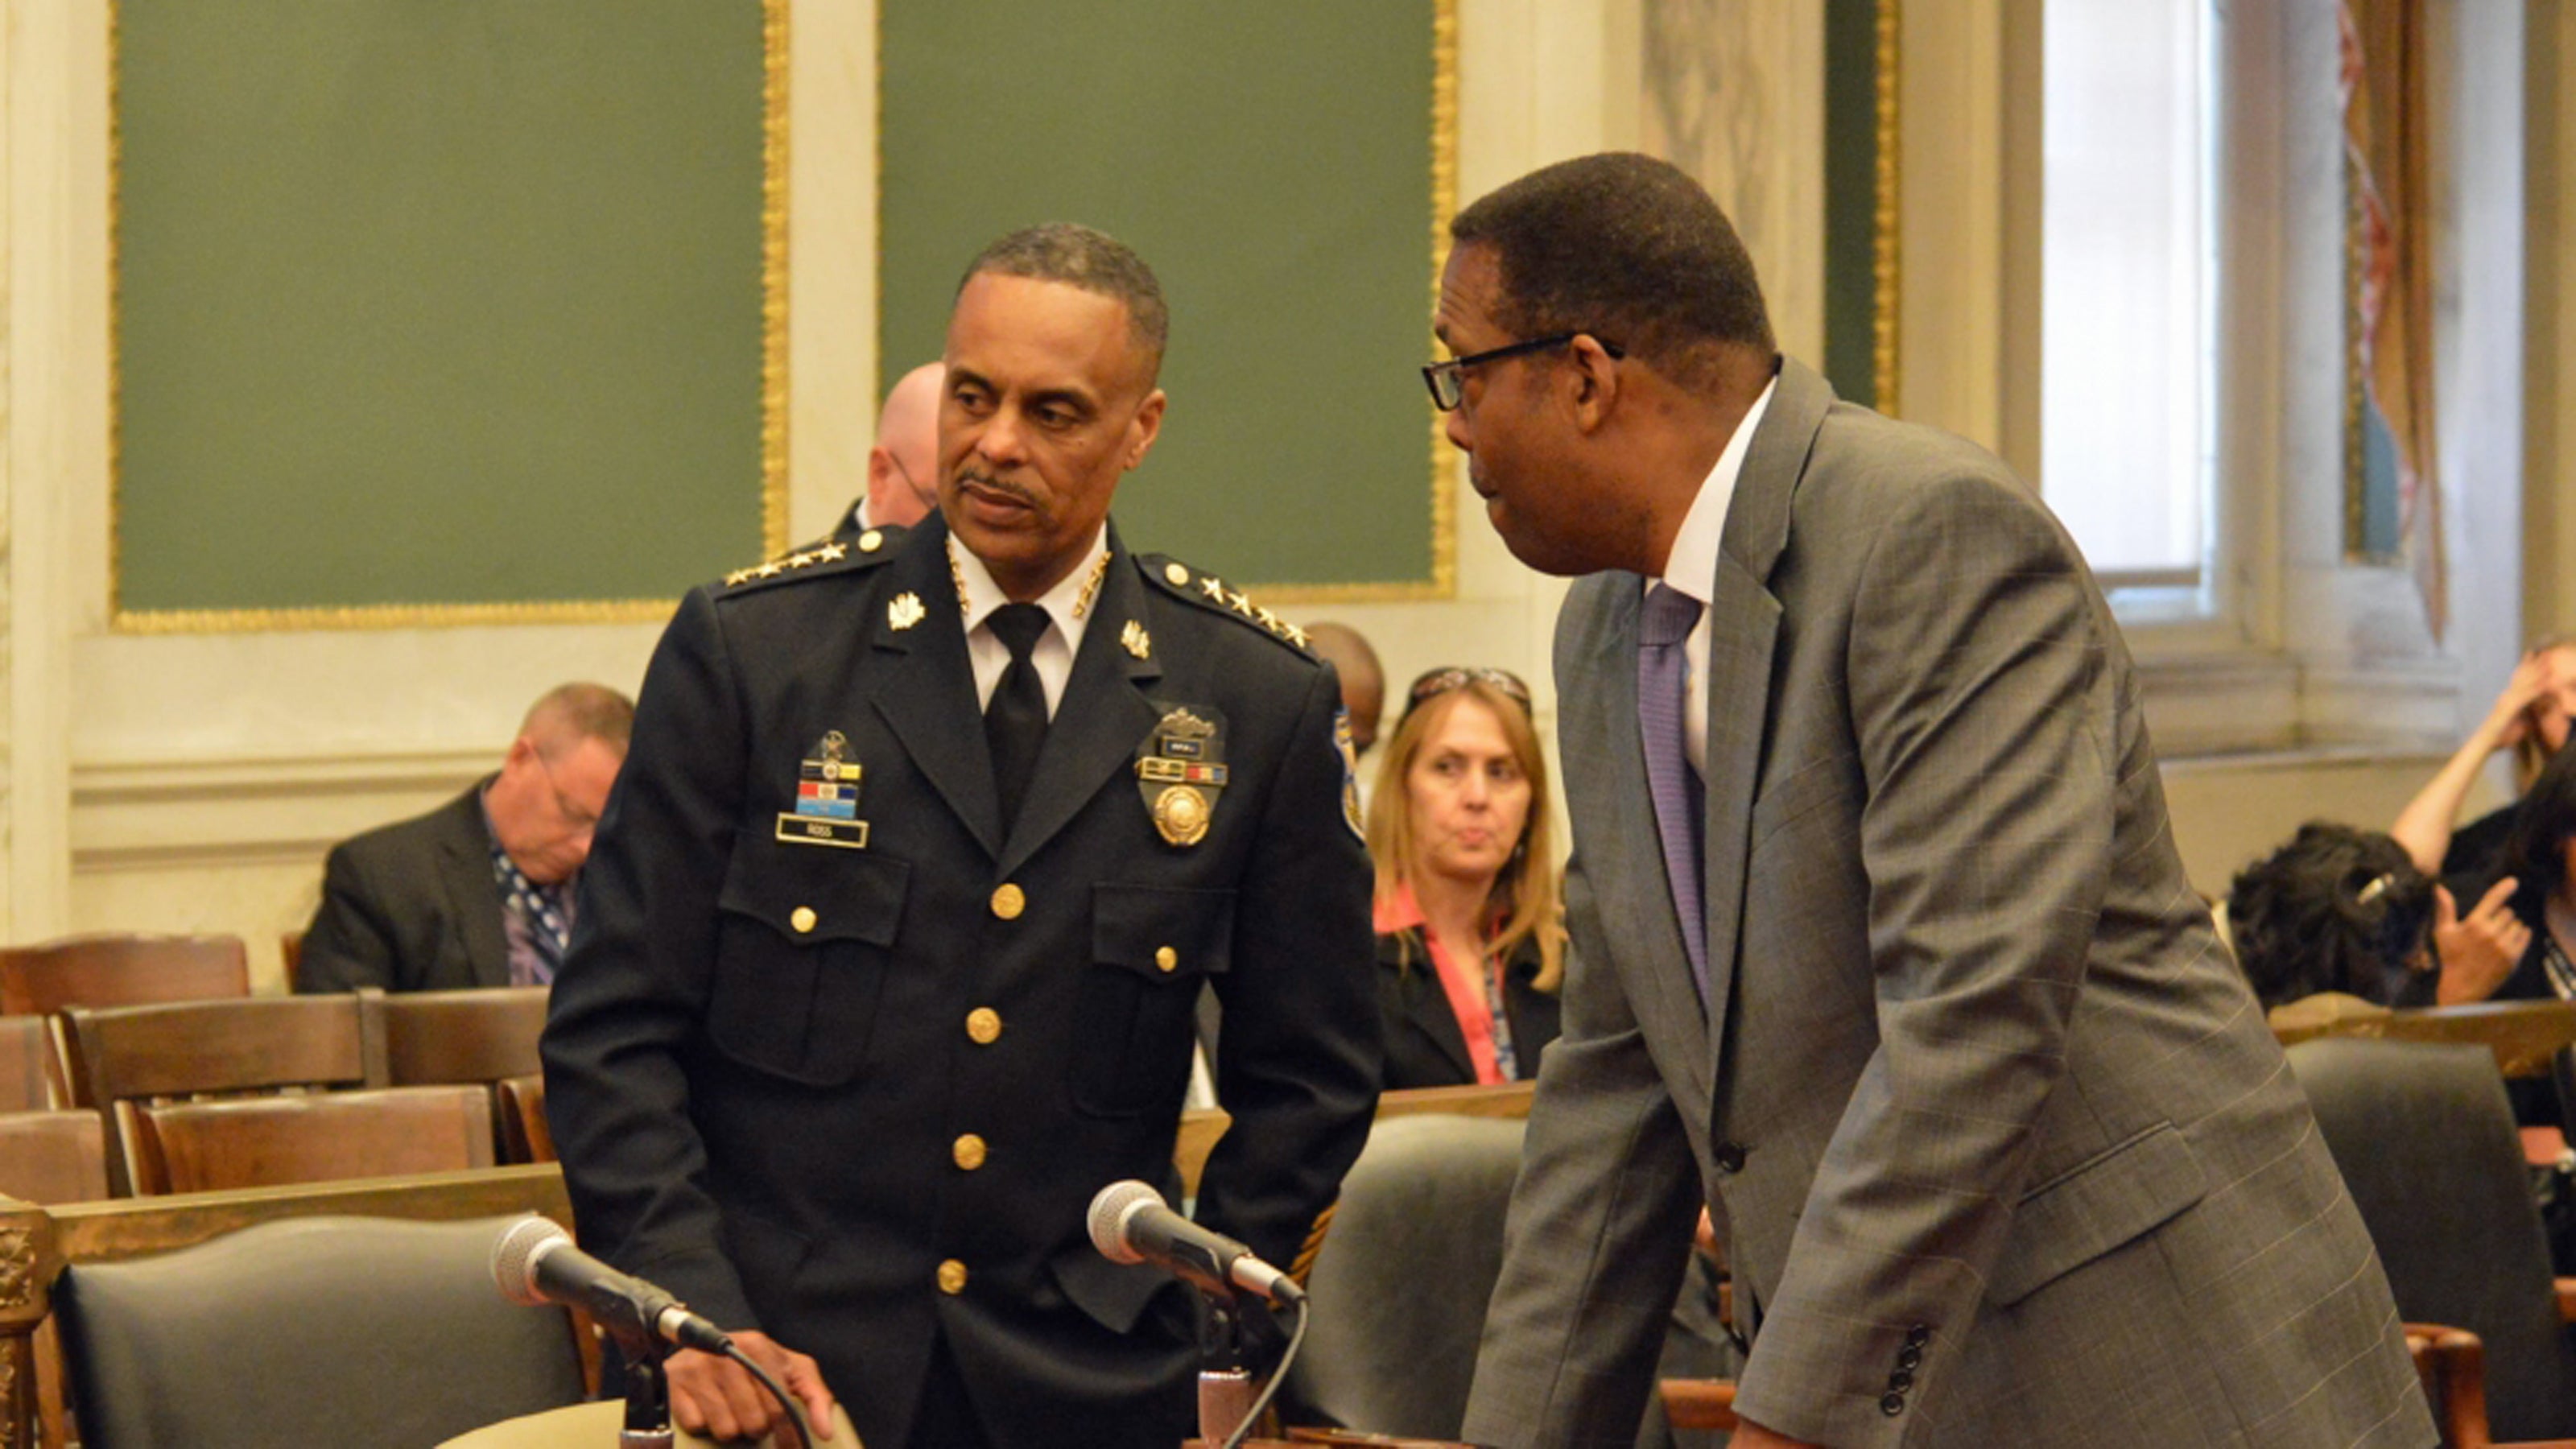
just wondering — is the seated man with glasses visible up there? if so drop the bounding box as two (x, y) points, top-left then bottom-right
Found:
(295, 681), (634, 993)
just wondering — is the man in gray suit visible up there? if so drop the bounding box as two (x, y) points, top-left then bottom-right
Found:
(1439, 154), (2431, 1447)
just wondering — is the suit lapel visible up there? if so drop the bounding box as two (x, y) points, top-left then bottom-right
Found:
(998, 529), (1161, 877)
(1385, 933), (1477, 1082)
(1696, 359), (1828, 1055)
(1562, 577), (1711, 1107)
(868, 517), (1006, 860)
(437, 792), (510, 989)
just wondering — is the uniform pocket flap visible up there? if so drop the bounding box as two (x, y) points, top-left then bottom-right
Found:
(1050, 1236), (1174, 1334)
(717, 843), (909, 948)
(1091, 883), (1236, 979)
(1988, 1121), (2208, 1307)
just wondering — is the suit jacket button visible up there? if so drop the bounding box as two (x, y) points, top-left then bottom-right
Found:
(991, 883), (1026, 919)
(1906, 1323), (1931, 1348)
(1888, 1369), (1913, 1391)
(1897, 1344), (1922, 1370)
(937, 1259), (968, 1294)
(1880, 1391), (1905, 1416)
(1714, 1141), (1747, 1174)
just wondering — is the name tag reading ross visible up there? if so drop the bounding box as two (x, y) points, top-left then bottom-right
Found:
(777, 814), (869, 849)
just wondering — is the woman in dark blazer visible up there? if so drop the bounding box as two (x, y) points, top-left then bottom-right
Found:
(1366, 667), (1566, 1089)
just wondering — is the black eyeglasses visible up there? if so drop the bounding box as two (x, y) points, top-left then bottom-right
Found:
(1402, 667), (1533, 722)
(1422, 333), (1626, 411)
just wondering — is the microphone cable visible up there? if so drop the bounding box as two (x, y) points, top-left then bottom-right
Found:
(719, 1342), (812, 1449)
(1216, 1294), (1311, 1449)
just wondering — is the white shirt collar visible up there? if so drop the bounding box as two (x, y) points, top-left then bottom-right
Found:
(947, 524), (1110, 649)
(1657, 376), (1777, 605)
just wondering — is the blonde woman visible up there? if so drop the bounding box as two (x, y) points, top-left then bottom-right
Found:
(1365, 667), (1566, 1088)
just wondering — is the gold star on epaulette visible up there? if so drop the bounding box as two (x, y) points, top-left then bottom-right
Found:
(1255, 606), (1282, 633)
(724, 565), (757, 586)
(1226, 590), (1255, 617)
(753, 560), (786, 579)
(1282, 621), (1311, 650)
(819, 541), (851, 562)
(1199, 576), (1228, 602)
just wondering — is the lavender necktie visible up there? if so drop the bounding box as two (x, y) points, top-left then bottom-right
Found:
(1638, 583), (1708, 1001)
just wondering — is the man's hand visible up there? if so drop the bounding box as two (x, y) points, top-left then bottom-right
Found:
(664, 1330), (838, 1443)
(1731, 1418), (1824, 1449)
(2434, 879), (2529, 1005)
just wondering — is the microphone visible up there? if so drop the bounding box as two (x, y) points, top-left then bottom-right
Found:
(1087, 1180), (1305, 1306)
(490, 1216), (733, 1355)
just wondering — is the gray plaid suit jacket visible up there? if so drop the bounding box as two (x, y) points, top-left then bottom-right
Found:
(1461, 360), (2433, 1448)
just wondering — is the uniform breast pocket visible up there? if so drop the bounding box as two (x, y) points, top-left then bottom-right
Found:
(708, 842), (909, 1087)
(1071, 882), (1235, 1118)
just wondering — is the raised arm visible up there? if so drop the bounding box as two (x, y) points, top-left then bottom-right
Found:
(2392, 651), (2547, 873)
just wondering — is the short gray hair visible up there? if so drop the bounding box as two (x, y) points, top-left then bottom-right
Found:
(959, 223), (1169, 378)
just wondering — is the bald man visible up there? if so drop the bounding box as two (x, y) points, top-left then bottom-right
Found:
(836, 361), (947, 537)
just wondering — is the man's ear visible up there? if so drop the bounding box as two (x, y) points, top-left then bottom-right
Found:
(1561, 336), (1624, 434)
(1125, 389), (1168, 470)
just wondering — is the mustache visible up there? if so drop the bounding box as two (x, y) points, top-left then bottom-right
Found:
(951, 466), (1038, 508)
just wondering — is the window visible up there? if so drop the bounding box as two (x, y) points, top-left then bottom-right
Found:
(2038, 0), (2218, 598)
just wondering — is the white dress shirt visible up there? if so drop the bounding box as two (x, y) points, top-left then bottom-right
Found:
(1652, 377), (1777, 777)
(950, 526), (1108, 719)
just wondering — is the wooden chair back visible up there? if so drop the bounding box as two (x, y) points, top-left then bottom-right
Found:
(0, 1015), (60, 1111)
(2273, 998), (2576, 1080)
(496, 1074), (555, 1165)
(383, 986), (549, 1085)
(131, 1084), (497, 1196)
(0, 1111), (109, 1205)
(0, 932), (250, 1017)
(61, 990), (390, 1194)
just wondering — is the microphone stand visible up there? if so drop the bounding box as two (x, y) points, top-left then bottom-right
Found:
(1195, 1290), (1266, 1444)
(617, 1334), (677, 1449)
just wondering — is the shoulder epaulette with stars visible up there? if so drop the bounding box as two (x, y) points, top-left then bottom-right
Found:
(1137, 554), (1315, 656)
(716, 526), (904, 596)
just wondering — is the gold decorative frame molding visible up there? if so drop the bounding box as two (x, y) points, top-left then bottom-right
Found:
(1872, 0), (1903, 415)
(107, 0), (792, 634)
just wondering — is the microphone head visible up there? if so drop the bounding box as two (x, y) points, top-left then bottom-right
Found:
(1087, 1180), (1163, 1265)
(490, 1215), (572, 1307)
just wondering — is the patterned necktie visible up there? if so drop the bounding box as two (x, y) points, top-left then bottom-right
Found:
(985, 603), (1052, 829)
(489, 850), (570, 985)
(1638, 583), (1708, 1000)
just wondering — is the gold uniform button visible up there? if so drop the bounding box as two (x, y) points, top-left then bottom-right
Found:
(1154, 946), (1179, 972)
(965, 1008), (1002, 1044)
(858, 528), (885, 553)
(952, 1133), (988, 1171)
(1163, 562), (1190, 587)
(990, 883), (1026, 920)
(790, 906), (817, 934)
(937, 1259), (968, 1294)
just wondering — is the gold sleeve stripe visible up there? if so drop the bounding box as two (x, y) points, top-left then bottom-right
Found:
(1289, 1200), (1338, 1284)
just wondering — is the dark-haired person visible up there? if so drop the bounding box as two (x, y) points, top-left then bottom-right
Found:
(1435, 154), (2429, 1447)
(2223, 823), (2444, 1016)
(2392, 638), (2576, 880)
(543, 224), (1379, 1449)
(296, 682), (633, 993)
(2464, 742), (2576, 1013)
(1366, 667), (1563, 1089)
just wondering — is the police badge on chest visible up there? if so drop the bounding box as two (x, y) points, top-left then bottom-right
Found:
(1135, 705), (1229, 848)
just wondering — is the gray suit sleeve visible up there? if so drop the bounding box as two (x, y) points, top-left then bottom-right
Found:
(1727, 469), (2113, 1445)
(1462, 857), (1702, 1449)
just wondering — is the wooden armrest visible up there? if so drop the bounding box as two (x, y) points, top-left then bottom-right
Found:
(2557, 1278), (2576, 1325)
(1657, 1378), (1739, 1432)
(2408, 1323), (2493, 1448)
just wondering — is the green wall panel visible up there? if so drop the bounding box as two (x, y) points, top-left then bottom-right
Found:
(114, 0), (769, 620)
(880, 1), (1445, 594)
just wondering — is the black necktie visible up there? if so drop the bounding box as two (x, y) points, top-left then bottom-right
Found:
(985, 603), (1051, 828)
